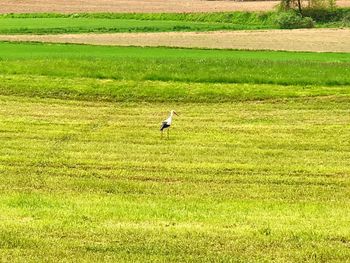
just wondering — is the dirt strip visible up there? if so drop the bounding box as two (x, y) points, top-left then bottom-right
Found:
(1, 29), (350, 52)
(0, 0), (349, 13)
(0, 0), (277, 13)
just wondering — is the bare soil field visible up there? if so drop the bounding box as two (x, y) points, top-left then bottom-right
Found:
(1, 28), (349, 52)
(0, 0), (349, 13)
(0, 0), (348, 14)
(0, 0), (277, 13)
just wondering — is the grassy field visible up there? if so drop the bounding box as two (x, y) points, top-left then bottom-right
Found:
(1, 42), (350, 87)
(0, 10), (349, 34)
(1, 42), (350, 262)
(0, 12), (277, 34)
(3, 41), (350, 61)
(0, 17), (271, 34)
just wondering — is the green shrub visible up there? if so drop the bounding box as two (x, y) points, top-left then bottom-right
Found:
(302, 8), (337, 21)
(342, 13), (350, 26)
(275, 12), (315, 28)
(302, 8), (350, 22)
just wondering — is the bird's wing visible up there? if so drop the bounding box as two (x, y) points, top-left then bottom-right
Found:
(160, 121), (169, 131)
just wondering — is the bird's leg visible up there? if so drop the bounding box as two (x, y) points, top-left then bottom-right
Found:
(161, 130), (163, 139)
(167, 128), (169, 138)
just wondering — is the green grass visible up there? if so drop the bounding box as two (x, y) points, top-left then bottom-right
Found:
(0, 9), (349, 34)
(2, 42), (350, 61)
(1, 42), (350, 87)
(1, 42), (350, 261)
(1, 11), (277, 23)
(1, 94), (350, 262)
(0, 12), (277, 34)
(1, 74), (350, 103)
(0, 17), (271, 34)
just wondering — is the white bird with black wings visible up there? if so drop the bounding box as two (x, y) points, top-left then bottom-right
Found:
(160, 110), (178, 138)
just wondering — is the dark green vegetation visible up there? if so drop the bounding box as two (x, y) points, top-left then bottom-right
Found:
(303, 7), (350, 23)
(0, 42), (350, 261)
(278, 0), (349, 26)
(0, 9), (349, 34)
(275, 11), (315, 28)
(275, 7), (350, 28)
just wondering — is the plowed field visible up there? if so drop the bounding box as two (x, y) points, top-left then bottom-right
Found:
(1, 28), (349, 52)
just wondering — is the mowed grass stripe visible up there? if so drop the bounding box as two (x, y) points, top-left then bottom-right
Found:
(1, 42), (350, 261)
(3, 96), (347, 190)
(0, 95), (349, 190)
(0, 94), (350, 261)
(1, 74), (350, 104)
(2, 59), (350, 86)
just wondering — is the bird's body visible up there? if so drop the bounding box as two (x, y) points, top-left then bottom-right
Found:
(160, 110), (178, 137)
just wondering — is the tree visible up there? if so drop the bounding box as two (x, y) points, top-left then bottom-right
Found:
(308, 0), (336, 9)
(279, 0), (303, 15)
(279, 0), (336, 15)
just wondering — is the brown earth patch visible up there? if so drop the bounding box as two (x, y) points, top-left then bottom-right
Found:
(0, 0), (348, 14)
(0, 0), (278, 13)
(1, 28), (349, 52)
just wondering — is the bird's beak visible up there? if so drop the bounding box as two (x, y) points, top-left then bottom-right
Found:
(174, 111), (179, 116)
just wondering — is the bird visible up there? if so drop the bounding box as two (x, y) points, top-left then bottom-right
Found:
(160, 110), (178, 138)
